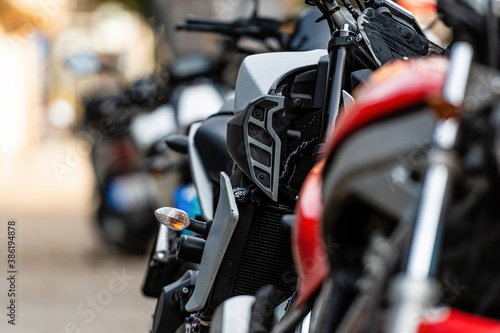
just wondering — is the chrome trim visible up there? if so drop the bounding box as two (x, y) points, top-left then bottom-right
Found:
(153, 224), (169, 261)
(406, 163), (450, 280)
(433, 118), (459, 150)
(443, 42), (473, 106)
(295, 312), (311, 333)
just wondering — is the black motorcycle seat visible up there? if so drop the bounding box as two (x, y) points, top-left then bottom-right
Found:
(194, 113), (234, 184)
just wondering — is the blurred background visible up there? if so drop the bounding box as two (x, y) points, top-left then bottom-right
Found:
(0, 0), (447, 332)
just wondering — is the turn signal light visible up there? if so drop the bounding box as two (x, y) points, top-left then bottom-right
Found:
(154, 207), (190, 231)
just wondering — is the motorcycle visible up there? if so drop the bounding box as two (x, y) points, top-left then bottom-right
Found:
(141, 0), (333, 299)
(283, 54), (450, 333)
(146, 0), (446, 332)
(83, 49), (229, 253)
(142, 0), (333, 297)
(83, 76), (171, 254)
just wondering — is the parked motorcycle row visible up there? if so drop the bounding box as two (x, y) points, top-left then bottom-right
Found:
(82, 0), (500, 332)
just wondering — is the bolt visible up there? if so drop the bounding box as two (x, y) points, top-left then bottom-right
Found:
(258, 173), (266, 180)
(234, 190), (243, 196)
(346, 36), (354, 44)
(293, 98), (303, 107)
(355, 34), (362, 43)
(156, 252), (165, 259)
(182, 287), (189, 294)
(253, 108), (263, 119)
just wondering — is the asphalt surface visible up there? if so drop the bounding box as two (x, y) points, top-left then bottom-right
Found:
(0, 136), (157, 333)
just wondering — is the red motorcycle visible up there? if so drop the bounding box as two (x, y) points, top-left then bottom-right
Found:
(289, 25), (500, 333)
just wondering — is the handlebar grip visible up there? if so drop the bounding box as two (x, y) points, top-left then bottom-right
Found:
(175, 22), (238, 36)
(185, 16), (232, 26)
(177, 16), (236, 31)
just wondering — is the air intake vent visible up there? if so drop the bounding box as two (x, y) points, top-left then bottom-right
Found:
(232, 204), (297, 303)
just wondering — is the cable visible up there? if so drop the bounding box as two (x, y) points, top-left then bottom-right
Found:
(305, 0), (337, 33)
(354, 0), (365, 13)
(339, 0), (360, 21)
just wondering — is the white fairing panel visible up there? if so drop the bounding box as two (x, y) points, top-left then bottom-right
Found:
(233, 49), (328, 113)
(177, 83), (225, 128)
(130, 104), (177, 150)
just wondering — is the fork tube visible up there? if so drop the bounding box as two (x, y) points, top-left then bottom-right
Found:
(387, 119), (458, 333)
(388, 42), (474, 333)
(320, 25), (352, 142)
(406, 163), (451, 279)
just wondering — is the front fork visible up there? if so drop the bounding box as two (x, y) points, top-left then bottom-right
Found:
(387, 118), (458, 333)
(387, 42), (474, 333)
(320, 24), (356, 142)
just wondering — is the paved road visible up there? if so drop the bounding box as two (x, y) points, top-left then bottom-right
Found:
(0, 137), (157, 333)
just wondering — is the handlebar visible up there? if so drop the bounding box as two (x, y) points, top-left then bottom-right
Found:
(84, 77), (170, 126)
(177, 17), (240, 36)
(176, 16), (285, 46)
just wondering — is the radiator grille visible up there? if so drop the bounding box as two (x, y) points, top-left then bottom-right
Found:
(232, 204), (297, 302)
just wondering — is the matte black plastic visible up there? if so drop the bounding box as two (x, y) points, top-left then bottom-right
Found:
(165, 134), (189, 154)
(350, 69), (374, 91)
(176, 235), (206, 264)
(227, 111), (249, 178)
(152, 270), (197, 333)
(194, 114), (234, 184)
(187, 219), (211, 239)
